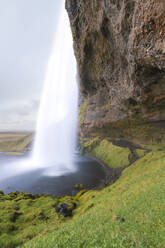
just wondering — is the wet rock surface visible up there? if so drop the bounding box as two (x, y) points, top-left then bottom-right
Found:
(66, 0), (165, 144)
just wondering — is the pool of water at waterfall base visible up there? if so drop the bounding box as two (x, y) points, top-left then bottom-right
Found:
(0, 152), (106, 196)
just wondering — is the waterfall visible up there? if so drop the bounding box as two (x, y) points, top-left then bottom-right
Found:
(32, 1), (78, 175)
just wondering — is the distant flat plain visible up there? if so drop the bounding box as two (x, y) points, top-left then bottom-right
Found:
(0, 132), (33, 152)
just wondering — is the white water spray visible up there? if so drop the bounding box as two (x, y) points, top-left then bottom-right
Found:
(32, 2), (78, 175)
(0, 2), (78, 181)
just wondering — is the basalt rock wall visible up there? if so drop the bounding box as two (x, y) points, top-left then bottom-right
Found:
(66, 0), (165, 145)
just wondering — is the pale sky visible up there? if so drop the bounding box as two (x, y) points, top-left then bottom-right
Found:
(0, 0), (61, 131)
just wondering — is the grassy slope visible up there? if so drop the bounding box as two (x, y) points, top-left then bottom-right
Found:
(0, 191), (82, 248)
(22, 149), (165, 248)
(92, 140), (131, 168)
(0, 193), (60, 248)
(81, 138), (133, 169)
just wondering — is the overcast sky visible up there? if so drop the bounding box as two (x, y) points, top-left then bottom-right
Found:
(0, 0), (62, 131)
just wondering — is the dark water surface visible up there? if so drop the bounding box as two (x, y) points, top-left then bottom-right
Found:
(0, 152), (106, 196)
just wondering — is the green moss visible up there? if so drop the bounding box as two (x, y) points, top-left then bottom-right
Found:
(58, 196), (77, 209)
(23, 209), (46, 222)
(23, 149), (165, 248)
(74, 184), (83, 190)
(99, 103), (111, 110)
(78, 100), (88, 125)
(81, 137), (100, 153)
(85, 115), (165, 147)
(0, 190), (91, 247)
(135, 149), (148, 158)
(119, 117), (165, 146)
(0, 223), (16, 234)
(0, 193), (60, 248)
(73, 190), (87, 200)
(1, 143), (165, 248)
(90, 139), (131, 168)
(81, 138), (133, 168)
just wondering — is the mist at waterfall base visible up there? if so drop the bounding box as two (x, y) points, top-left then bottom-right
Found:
(0, 3), (106, 195)
(32, 1), (78, 176)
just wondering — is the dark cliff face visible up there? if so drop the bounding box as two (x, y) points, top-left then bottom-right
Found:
(66, 0), (165, 144)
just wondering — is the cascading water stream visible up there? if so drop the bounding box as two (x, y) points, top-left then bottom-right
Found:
(0, 0), (106, 195)
(32, 1), (78, 175)
(0, 1), (78, 182)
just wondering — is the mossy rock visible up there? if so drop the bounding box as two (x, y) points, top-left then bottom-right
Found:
(9, 211), (22, 222)
(14, 192), (34, 201)
(91, 139), (132, 168)
(0, 192), (61, 247)
(58, 196), (77, 211)
(74, 184), (84, 190)
(56, 197), (77, 218)
(0, 223), (16, 234)
(23, 209), (47, 222)
(135, 149), (148, 158)
(7, 192), (20, 200)
(79, 99), (88, 124)
(81, 137), (100, 154)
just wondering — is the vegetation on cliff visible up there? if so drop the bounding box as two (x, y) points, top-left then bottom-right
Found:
(21, 147), (165, 248)
(66, 0), (165, 146)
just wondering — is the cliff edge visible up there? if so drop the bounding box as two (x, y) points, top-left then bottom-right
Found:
(66, 0), (165, 146)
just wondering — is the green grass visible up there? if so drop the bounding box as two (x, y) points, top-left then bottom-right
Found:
(81, 138), (132, 168)
(92, 140), (131, 168)
(21, 149), (165, 248)
(0, 141), (165, 248)
(135, 149), (148, 158)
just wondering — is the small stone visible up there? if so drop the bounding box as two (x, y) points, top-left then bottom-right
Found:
(56, 203), (73, 217)
(116, 216), (126, 223)
(74, 184), (84, 190)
